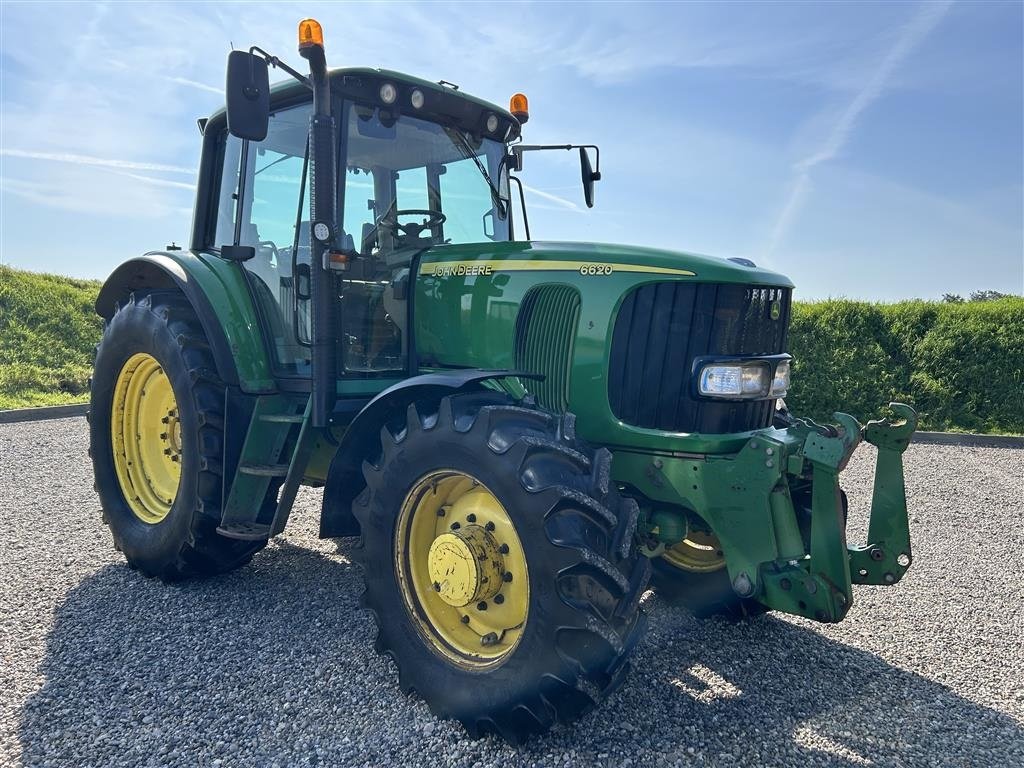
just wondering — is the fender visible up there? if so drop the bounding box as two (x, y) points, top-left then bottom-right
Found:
(319, 369), (541, 538)
(95, 251), (276, 393)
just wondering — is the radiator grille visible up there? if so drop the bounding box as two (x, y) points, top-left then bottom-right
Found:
(608, 283), (791, 434)
(514, 285), (581, 412)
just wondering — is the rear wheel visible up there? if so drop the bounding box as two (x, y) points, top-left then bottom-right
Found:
(353, 392), (650, 743)
(89, 290), (270, 580)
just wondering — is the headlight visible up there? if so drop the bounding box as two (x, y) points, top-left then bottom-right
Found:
(698, 363), (769, 398)
(771, 360), (790, 397)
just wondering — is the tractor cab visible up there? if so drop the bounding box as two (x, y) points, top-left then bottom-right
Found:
(209, 76), (516, 380)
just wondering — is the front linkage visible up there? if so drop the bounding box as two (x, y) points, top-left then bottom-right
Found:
(620, 403), (917, 622)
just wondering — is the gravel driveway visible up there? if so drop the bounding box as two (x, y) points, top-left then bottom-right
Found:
(1, 417), (1022, 767)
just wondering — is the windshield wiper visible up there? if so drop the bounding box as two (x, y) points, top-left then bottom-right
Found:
(443, 127), (507, 218)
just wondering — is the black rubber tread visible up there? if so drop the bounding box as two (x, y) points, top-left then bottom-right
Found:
(352, 391), (650, 743)
(89, 290), (272, 581)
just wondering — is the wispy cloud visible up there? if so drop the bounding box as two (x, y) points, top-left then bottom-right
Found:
(162, 76), (222, 95)
(766, 1), (954, 257)
(520, 182), (582, 212)
(109, 171), (196, 191)
(0, 149), (194, 175)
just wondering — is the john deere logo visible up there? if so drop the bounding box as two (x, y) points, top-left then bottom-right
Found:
(770, 300), (781, 320)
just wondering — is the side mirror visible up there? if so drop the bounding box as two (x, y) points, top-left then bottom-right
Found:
(226, 50), (270, 141)
(580, 147), (601, 208)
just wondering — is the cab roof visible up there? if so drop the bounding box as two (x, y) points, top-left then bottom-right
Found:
(206, 66), (519, 139)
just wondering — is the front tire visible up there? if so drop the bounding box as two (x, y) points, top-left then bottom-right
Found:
(89, 290), (268, 580)
(353, 392), (650, 743)
(652, 530), (767, 619)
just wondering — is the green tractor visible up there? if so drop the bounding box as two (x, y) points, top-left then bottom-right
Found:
(89, 20), (916, 742)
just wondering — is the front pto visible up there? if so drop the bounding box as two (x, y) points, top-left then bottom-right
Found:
(620, 403), (917, 622)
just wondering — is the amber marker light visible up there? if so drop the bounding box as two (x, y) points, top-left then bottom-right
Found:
(298, 18), (324, 50)
(510, 93), (529, 124)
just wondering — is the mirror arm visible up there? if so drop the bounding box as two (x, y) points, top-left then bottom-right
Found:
(512, 143), (601, 175)
(509, 175), (531, 240)
(249, 46), (311, 88)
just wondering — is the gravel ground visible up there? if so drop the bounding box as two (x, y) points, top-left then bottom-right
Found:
(1, 417), (1022, 768)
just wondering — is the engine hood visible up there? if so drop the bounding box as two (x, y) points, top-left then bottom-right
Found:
(418, 240), (794, 288)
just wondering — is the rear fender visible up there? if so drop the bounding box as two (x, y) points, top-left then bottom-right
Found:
(96, 251), (275, 392)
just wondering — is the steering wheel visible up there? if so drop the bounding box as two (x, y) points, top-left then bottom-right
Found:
(390, 209), (447, 238)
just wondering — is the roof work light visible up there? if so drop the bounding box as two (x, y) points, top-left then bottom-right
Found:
(298, 18), (324, 50)
(510, 93), (529, 123)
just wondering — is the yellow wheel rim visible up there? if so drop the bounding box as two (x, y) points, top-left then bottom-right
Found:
(110, 353), (181, 524)
(663, 529), (727, 573)
(395, 471), (529, 669)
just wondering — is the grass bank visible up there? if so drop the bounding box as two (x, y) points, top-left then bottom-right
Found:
(0, 265), (103, 409)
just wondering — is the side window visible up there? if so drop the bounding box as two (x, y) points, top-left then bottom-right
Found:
(214, 135), (243, 248)
(214, 103), (313, 374)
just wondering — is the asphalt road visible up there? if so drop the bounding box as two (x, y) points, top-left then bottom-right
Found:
(2, 417), (1022, 767)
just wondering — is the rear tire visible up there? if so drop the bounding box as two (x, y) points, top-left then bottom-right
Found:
(89, 290), (269, 580)
(353, 392), (650, 743)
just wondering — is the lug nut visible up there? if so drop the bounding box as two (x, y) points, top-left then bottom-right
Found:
(485, 521), (495, 532)
(466, 514), (476, 523)
(460, 615), (470, 624)
(476, 601), (487, 611)
(481, 632), (498, 646)
(450, 522), (460, 530)
(498, 543), (509, 555)
(432, 582), (441, 592)
(503, 572), (513, 583)
(494, 594), (505, 604)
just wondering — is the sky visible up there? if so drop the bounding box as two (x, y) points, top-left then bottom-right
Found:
(1, 0), (1021, 301)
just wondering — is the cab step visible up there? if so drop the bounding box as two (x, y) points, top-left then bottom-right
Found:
(216, 522), (271, 540)
(238, 463), (290, 477)
(258, 413), (305, 423)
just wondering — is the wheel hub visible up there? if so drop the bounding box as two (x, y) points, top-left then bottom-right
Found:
(395, 470), (530, 668)
(428, 525), (504, 607)
(110, 353), (181, 524)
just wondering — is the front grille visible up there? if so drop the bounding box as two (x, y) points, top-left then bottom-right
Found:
(608, 283), (791, 434)
(514, 285), (581, 411)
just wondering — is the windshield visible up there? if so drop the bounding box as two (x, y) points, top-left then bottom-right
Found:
(341, 104), (510, 258)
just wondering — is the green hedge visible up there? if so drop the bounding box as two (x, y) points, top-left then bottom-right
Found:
(0, 265), (103, 409)
(787, 298), (1024, 434)
(1, 266), (1021, 433)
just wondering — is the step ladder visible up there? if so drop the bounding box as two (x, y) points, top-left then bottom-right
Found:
(217, 394), (317, 541)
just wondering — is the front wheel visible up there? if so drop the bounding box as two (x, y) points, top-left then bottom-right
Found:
(651, 529), (767, 619)
(353, 392), (650, 743)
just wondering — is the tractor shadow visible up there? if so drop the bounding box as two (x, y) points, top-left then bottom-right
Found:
(19, 540), (1023, 767)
